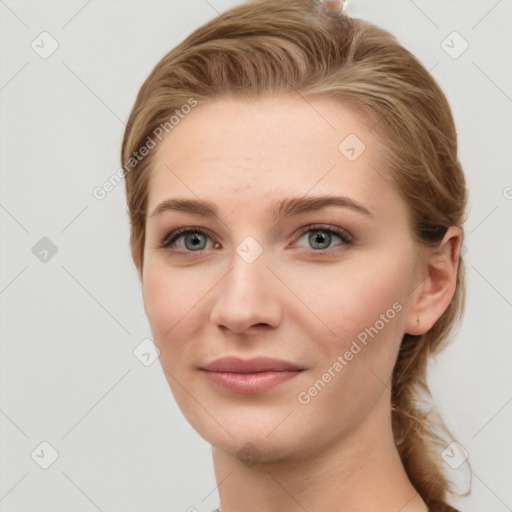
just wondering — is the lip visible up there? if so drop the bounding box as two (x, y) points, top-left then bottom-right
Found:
(200, 356), (305, 393)
(202, 370), (302, 393)
(201, 356), (305, 373)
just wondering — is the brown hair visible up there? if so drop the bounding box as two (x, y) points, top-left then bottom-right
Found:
(121, 1), (471, 509)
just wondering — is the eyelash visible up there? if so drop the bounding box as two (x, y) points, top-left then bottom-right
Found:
(159, 224), (353, 256)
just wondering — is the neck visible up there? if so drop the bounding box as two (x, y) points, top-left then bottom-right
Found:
(211, 397), (428, 512)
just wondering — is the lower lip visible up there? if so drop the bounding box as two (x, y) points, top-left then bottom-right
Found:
(201, 370), (302, 393)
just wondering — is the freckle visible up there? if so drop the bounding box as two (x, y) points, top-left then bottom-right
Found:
(231, 184), (252, 194)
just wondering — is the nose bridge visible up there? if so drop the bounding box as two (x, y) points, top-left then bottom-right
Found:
(209, 238), (282, 333)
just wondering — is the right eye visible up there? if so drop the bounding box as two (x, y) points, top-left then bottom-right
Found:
(160, 227), (221, 253)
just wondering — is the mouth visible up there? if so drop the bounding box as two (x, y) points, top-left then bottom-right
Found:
(200, 356), (306, 393)
(201, 355), (305, 373)
(200, 369), (304, 393)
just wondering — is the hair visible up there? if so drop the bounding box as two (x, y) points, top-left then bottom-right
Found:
(121, 1), (471, 509)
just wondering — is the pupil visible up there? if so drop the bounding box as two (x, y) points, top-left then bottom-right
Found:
(311, 231), (330, 249)
(187, 233), (204, 249)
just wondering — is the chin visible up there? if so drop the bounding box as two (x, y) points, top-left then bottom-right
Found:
(192, 415), (304, 461)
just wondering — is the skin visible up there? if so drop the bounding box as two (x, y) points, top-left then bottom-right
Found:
(141, 94), (462, 512)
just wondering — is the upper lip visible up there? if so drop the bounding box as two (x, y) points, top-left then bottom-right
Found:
(201, 356), (305, 373)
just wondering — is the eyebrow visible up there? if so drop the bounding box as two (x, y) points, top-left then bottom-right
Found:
(149, 195), (374, 220)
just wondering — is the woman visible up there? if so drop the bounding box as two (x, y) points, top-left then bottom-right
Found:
(121, 1), (471, 510)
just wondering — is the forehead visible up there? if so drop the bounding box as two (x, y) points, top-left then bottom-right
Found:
(146, 94), (400, 220)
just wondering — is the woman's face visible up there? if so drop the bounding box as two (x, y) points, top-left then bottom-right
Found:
(142, 94), (425, 461)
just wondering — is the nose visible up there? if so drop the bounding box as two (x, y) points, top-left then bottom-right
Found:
(209, 247), (282, 335)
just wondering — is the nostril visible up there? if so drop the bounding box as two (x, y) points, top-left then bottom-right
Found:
(250, 323), (271, 332)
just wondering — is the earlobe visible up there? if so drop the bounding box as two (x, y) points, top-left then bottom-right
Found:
(404, 227), (463, 336)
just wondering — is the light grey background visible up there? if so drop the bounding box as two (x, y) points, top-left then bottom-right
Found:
(1, 1), (511, 511)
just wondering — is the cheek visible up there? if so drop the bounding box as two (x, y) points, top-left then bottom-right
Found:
(142, 261), (190, 341)
(141, 259), (214, 363)
(297, 255), (410, 365)
(320, 267), (404, 329)
(294, 265), (408, 418)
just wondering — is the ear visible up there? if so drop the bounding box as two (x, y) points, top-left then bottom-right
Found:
(404, 226), (463, 335)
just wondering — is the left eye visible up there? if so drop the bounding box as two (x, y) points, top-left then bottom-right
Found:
(295, 225), (352, 252)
